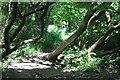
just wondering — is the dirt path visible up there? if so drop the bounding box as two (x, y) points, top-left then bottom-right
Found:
(2, 52), (119, 80)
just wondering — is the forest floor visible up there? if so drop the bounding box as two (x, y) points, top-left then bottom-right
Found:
(2, 52), (120, 80)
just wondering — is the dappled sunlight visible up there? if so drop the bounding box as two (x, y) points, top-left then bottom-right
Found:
(62, 68), (78, 72)
(6, 52), (54, 70)
(1, 2), (120, 79)
(2, 51), (118, 79)
(8, 63), (51, 70)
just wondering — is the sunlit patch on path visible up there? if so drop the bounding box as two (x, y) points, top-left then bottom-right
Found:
(8, 63), (51, 69)
(2, 52), (117, 79)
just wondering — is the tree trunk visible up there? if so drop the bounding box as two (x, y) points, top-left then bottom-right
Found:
(85, 23), (120, 53)
(1, 3), (55, 60)
(4, 3), (18, 55)
(72, 23), (120, 58)
(46, 9), (95, 60)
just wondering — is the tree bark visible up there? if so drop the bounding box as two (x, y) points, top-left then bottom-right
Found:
(87, 23), (120, 53)
(46, 9), (95, 60)
(73, 23), (120, 58)
(1, 3), (55, 60)
(3, 3), (18, 53)
(10, 3), (53, 43)
(0, 2), (55, 60)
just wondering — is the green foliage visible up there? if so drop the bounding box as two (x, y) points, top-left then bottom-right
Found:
(49, 2), (87, 33)
(30, 30), (63, 52)
(1, 2), (120, 76)
(63, 50), (102, 71)
(0, 27), (63, 69)
(12, 27), (63, 57)
(0, 62), (7, 69)
(103, 53), (120, 68)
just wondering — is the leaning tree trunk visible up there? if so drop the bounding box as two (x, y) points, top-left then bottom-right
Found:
(73, 23), (120, 58)
(85, 23), (120, 53)
(46, 9), (95, 60)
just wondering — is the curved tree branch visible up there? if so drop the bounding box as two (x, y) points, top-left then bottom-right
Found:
(1, 2), (55, 60)
(10, 2), (55, 43)
(11, 3), (53, 52)
(89, 11), (105, 24)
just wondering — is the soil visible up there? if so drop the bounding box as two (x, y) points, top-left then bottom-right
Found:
(1, 52), (120, 80)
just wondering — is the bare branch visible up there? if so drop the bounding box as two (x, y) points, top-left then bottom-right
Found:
(89, 11), (105, 25)
(29, 0), (42, 8)
(29, 2), (39, 20)
(105, 11), (111, 29)
(24, 6), (45, 17)
(24, 2), (55, 17)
